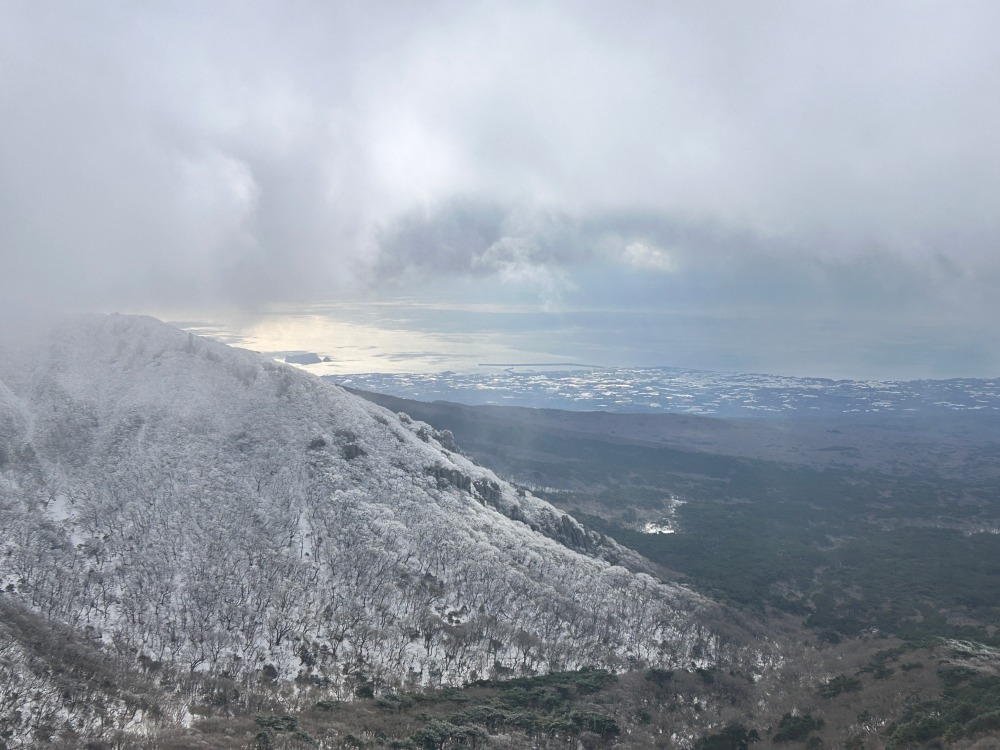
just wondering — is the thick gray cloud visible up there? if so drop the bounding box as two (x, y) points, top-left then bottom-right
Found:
(2, 1), (999, 374)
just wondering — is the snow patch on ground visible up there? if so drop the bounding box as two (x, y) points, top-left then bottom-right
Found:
(640, 495), (686, 535)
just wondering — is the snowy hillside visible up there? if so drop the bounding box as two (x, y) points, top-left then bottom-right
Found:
(0, 315), (769, 738)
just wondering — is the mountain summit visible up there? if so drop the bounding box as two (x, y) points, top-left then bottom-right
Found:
(0, 315), (767, 734)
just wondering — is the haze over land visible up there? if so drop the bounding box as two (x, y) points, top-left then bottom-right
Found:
(4, 2), (1000, 378)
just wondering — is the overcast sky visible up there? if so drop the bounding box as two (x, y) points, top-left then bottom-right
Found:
(2, 1), (999, 377)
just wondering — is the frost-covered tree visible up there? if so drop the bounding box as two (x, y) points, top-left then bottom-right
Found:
(0, 314), (773, 706)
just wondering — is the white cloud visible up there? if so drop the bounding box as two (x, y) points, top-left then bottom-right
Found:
(2, 1), (1000, 374)
(619, 241), (677, 274)
(473, 236), (576, 308)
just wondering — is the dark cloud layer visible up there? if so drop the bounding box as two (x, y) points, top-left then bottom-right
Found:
(2, 2), (999, 375)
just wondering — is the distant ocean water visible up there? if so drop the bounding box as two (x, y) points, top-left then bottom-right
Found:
(168, 300), (1000, 407)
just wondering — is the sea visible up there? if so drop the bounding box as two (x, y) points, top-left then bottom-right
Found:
(167, 301), (1000, 419)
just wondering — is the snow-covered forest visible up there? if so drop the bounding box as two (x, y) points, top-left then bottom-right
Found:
(0, 314), (770, 746)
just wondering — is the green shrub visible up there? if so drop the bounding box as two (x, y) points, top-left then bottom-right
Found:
(645, 668), (675, 688)
(695, 723), (761, 750)
(773, 713), (824, 743)
(817, 674), (862, 698)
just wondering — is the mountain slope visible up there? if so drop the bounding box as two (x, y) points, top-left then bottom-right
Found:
(0, 315), (770, 727)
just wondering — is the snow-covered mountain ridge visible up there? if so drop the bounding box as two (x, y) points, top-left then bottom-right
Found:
(0, 314), (769, 709)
